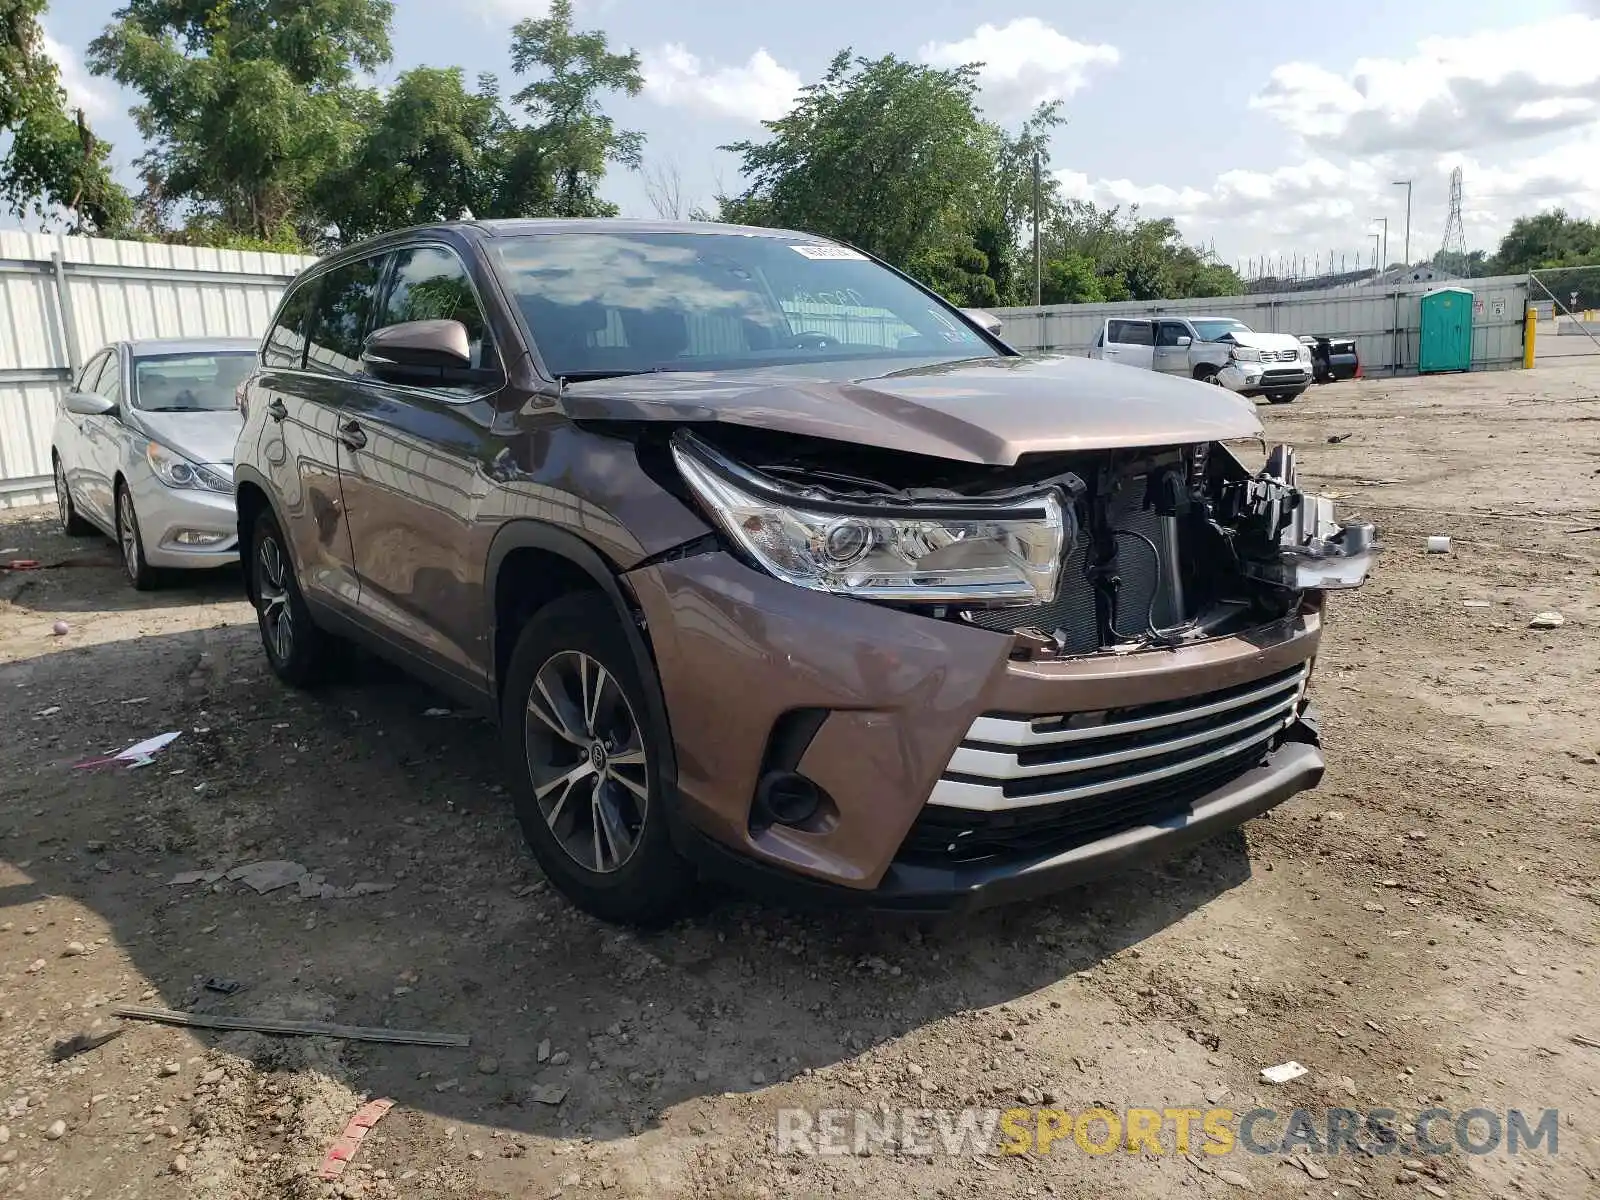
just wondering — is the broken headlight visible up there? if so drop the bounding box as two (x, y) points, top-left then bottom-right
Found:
(671, 435), (1069, 604)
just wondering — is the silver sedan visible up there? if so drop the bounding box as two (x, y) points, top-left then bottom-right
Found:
(51, 338), (258, 589)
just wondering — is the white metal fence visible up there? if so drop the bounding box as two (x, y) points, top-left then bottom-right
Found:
(993, 274), (1532, 375)
(0, 231), (316, 509)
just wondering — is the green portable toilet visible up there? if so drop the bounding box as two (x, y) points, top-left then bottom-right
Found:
(1419, 286), (1473, 373)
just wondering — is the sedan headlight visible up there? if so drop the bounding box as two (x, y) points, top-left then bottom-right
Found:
(145, 442), (231, 493)
(1229, 346), (1263, 363)
(671, 435), (1069, 605)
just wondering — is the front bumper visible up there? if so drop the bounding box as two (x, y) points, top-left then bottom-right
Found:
(1217, 363), (1313, 396)
(128, 470), (240, 569)
(627, 551), (1324, 907)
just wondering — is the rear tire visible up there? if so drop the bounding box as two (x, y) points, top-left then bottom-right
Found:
(115, 482), (157, 591)
(54, 455), (94, 536)
(501, 593), (694, 927)
(249, 510), (330, 687)
(1267, 389), (1303, 404)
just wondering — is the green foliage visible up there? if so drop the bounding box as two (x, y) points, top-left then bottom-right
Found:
(508, 0), (643, 219)
(1040, 201), (1241, 303)
(87, 0), (394, 242)
(1492, 208), (1600, 273)
(720, 51), (996, 279)
(1, 0), (133, 232)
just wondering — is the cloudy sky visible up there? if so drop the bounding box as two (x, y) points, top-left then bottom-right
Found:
(30, 0), (1600, 270)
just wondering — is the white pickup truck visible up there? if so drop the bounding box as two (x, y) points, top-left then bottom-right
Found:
(1088, 315), (1314, 404)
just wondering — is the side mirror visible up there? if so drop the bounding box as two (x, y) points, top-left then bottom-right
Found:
(1175, 335), (1193, 348)
(361, 320), (497, 387)
(960, 307), (1003, 335)
(64, 390), (116, 417)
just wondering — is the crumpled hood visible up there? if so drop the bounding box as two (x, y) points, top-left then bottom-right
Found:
(560, 353), (1263, 466)
(1228, 330), (1306, 353)
(132, 409), (243, 466)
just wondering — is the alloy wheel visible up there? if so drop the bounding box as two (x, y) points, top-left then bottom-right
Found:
(256, 533), (294, 665)
(524, 650), (649, 874)
(118, 490), (139, 578)
(55, 461), (69, 530)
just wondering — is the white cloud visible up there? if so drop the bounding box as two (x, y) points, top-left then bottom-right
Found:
(641, 44), (801, 124)
(465, 0), (553, 17)
(1252, 15), (1600, 155)
(918, 19), (1119, 118)
(40, 30), (114, 123)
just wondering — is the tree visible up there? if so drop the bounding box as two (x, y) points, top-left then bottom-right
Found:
(508, 0), (642, 219)
(311, 67), (509, 244)
(720, 52), (996, 284)
(1492, 208), (1600, 272)
(1, 0), (132, 232)
(88, 0), (394, 246)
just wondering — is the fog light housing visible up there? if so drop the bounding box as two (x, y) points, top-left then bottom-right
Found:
(173, 529), (228, 547)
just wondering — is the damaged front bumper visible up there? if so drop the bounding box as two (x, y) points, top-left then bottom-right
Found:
(1231, 447), (1378, 592)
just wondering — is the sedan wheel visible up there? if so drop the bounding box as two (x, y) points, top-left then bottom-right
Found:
(116, 486), (156, 590)
(525, 650), (650, 874)
(55, 458), (93, 536)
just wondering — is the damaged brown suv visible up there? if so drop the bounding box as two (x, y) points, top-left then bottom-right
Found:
(233, 220), (1376, 924)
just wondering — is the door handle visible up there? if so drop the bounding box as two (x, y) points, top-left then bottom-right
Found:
(266, 397), (288, 422)
(339, 420), (367, 451)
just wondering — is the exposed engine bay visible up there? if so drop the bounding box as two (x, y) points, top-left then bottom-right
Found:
(650, 426), (1376, 658)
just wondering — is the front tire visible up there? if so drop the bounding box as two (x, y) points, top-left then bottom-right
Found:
(115, 483), (157, 590)
(1194, 365), (1220, 385)
(1267, 389), (1304, 404)
(502, 593), (694, 927)
(54, 455), (94, 536)
(250, 510), (330, 687)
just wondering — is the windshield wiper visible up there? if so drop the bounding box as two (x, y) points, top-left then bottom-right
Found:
(558, 368), (677, 383)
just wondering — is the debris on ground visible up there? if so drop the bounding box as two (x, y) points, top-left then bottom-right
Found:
(50, 1028), (123, 1062)
(1260, 1061), (1309, 1084)
(1528, 610), (1566, 629)
(73, 731), (181, 770)
(1425, 536), (1451, 554)
(51, 620), (69, 636)
(529, 1085), (569, 1106)
(111, 1004), (471, 1047)
(203, 976), (244, 995)
(1327, 433), (1353, 444)
(165, 859), (397, 898)
(1573, 1033), (1600, 1050)
(317, 1097), (395, 1180)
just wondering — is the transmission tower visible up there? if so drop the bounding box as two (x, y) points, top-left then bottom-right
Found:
(1439, 167), (1467, 265)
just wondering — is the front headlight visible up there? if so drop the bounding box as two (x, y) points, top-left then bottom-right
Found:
(1230, 346), (1263, 363)
(145, 442), (231, 493)
(670, 435), (1069, 605)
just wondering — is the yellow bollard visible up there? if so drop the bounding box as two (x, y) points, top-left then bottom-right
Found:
(1524, 306), (1537, 369)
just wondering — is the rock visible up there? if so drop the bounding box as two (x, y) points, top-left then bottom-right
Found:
(1397, 1169), (1421, 1184)
(561, 1172), (582, 1187)
(1216, 1168), (1254, 1190)
(536, 1039), (551, 1063)
(160, 1062), (182, 1077)
(63, 941), (87, 957)
(0, 1149), (15, 1164)
(1407, 830), (1428, 841)
(172, 1154), (190, 1175)
(25, 959), (45, 974)
(201, 1068), (225, 1086)
(1528, 611), (1564, 630)
(550, 1051), (571, 1067)
(44, 1120), (67, 1140)
(0, 1125), (9, 1143)
(529, 1085), (568, 1106)
(468, 1149), (484, 1161)
(1363, 902), (1386, 913)
(1205, 1085), (1229, 1104)
(1016, 1086), (1042, 1105)
(1422, 1185), (1448, 1198)
(1401, 1160), (1425, 1172)
(477, 1057), (500, 1075)
(751, 1070), (766, 1085)
(1304, 1160), (1330, 1180)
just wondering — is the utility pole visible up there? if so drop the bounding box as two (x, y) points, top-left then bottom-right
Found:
(1369, 233), (1381, 274)
(1032, 151), (1042, 306)
(1372, 217), (1388, 275)
(1392, 179), (1412, 268)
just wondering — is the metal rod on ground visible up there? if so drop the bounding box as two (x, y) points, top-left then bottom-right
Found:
(111, 1006), (471, 1048)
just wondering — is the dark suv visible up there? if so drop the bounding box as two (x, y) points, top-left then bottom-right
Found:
(234, 220), (1375, 925)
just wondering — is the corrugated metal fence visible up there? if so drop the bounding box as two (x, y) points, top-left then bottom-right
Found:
(0, 231), (316, 508)
(993, 274), (1531, 374)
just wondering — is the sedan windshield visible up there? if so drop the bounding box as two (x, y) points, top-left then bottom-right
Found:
(132, 352), (255, 412)
(1191, 319), (1252, 342)
(490, 231), (998, 378)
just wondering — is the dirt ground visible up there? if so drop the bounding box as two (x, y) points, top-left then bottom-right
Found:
(1, 361), (1597, 1200)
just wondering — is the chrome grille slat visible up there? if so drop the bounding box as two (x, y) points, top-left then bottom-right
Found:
(929, 666), (1309, 813)
(949, 691), (1301, 780)
(968, 665), (1308, 748)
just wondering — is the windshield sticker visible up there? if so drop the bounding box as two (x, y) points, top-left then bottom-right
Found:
(790, 244), (868, 261)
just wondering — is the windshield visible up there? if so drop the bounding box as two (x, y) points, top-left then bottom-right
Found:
(1191, 319), (1252, 342)
(490, 232), (997, 378)
(132, 352), (255, 412)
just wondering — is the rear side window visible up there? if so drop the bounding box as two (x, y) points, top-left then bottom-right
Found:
(1108, 320), (1154, 346)
(305, 256), (384, 378)
(263, 279), (317, 370)
(375, 245), (497, 379)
